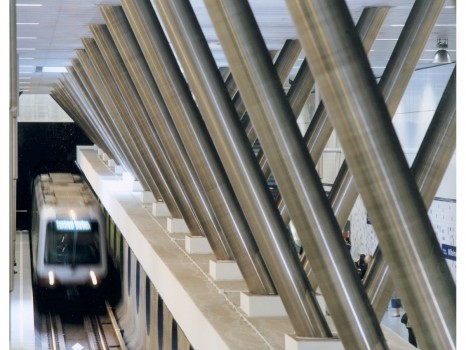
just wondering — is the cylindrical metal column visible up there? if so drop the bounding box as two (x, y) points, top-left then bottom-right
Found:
(114, 2), (279, 288)
(243, 39), (301, 144)
(72, 54), (156, 199)
(83, 36), (212, 240)
(286, 1), (455, 349)
(153, 0), (332, 338)
(62, 72), (126, 170)
(205, 1), (386, 347)
(365, 66), (457, 320)
(91, 23), (234, 258)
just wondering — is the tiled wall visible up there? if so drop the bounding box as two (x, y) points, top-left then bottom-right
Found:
(349, 196), (456, 281)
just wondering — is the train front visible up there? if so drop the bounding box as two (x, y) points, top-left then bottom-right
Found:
(37, 206), (107, 288)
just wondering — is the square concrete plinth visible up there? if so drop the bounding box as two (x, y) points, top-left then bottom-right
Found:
(134, 191), (155, 204)
(240, 292), (287, 317)
(152, 202), (170, 217)
(167, 218), (189, 234)
(185, 235), (213, 254)
(285, 334), (343, 350)
(209, 260), (243, 281)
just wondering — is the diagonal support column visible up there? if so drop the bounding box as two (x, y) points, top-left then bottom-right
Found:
(152, 0), (335, 338)
(364, 66), (456, 320)
(286, 1), (455, 349)
(75, 48), (180, 210)
(204, 0), (387, 347)
(65, 66), (134, 178)
(83, 36), (213, 239)
(90, 23), (234, 259)
(114, 2), (276, 290)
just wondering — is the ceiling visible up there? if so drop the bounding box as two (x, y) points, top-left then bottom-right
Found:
(15, 0), (456, 95)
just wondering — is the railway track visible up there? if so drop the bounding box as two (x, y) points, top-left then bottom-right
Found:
(39, 296), (126, 350)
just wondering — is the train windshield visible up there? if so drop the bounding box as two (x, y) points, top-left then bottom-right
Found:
(44, 219), (101, 265)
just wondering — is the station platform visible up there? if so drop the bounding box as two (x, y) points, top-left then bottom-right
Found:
(10, 230), (36, 350)
(78, 145), (416, 350)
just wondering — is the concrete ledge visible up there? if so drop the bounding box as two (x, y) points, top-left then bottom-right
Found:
(240, 292), (287, 317)
(134, 191), (155, 204)
(285, 334), (343, 350)
(122, 172), (143, 192)
(152, 202), (170, 217)
(209, 260), (243, 281)
(167, 218), (189, 233)
(185, 236), (213, 254)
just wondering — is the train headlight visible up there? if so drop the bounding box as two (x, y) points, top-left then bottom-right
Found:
(90, 270), (98, 286)
(48, 271), (55, 286)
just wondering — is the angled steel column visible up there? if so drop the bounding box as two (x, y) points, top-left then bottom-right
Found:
(153, 0), (332, 338)
(286, 1), (455, 349)
(73, 52), (161, 202)
(61, 73), (124, 168)
(91, 24), (233, 258)
(243, 39), (301, 144)
(50, 87), (105, 153)
(259, 6), (389, 181)
(110, 3), (276, 277)
(83, 36), (211, 239)
(365, 66), (457, 320)
(65, 67), (131, 175)
(204, 0), (387, 347)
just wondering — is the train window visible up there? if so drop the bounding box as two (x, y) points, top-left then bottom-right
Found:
(136, 262), (141, 313)
(44, 221), (101, 265)
(127, 246), (131, 296)
(145, 276), (151, 336)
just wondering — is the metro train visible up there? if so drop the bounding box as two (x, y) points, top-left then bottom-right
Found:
(30, 172), (107, 289)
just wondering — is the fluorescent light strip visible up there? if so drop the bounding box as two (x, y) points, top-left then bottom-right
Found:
(435, 24), (456, 26)
(371, 67), (386, 69)
(19, 65), (34, 67)
(19, 57), (34, 60)
(19, 82), (31, 84)
(425, 49), (456, 52)
(17, 22), (40, 25)
(16, 4), (43, 6)
(19, 77), (31, 79)
(18, 37), (37, 40)
(17, 48), (36, 51)
(375, 38), (398, 41)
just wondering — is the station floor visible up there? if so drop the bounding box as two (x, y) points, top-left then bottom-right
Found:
(9, 229), (413, 349)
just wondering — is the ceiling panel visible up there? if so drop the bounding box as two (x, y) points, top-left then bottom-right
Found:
(15, 0), (456, 95)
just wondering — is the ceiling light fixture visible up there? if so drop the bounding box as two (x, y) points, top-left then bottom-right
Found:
(432, 38), (451, 64)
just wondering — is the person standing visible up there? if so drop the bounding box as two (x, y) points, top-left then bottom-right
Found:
(401, 313), (417, 347)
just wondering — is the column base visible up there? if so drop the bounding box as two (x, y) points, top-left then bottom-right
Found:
(240, 292), (286, 317)
(209, 260), (242, 280)
(167, 218), (189, 233)
(185, 235), (212, 254)
(285, 334), (343, 350)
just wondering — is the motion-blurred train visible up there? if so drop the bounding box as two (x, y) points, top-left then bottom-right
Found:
(31, 172), (107, 288)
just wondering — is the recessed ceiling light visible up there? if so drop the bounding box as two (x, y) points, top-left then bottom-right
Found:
(17, 22), (40, 25)
(375, 38), (398, 41)
(390, 24), (404, 27)
(19, 57), (35, 60)
(42, 67), (68, 73)
(16, 4), (43, 6)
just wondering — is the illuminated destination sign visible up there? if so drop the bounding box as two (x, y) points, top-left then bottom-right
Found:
(55, 219), (91, 231)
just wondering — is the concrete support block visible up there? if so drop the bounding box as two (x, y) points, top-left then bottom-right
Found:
(240, 292), (287, 317)
(108, 159), (116, 168)
(167, 218), (189, 234)
(185, 236), (213, 254)
(134, 191), (155, 204)
(285, 334), (343, 350)
(152, 202), (170, 217)
(122, 172), (143, 192)
(102, 153), (110, 162)
(209, 260), (243, 281)
(114, 165), (124, 175)
(98, 148), (105, 157)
